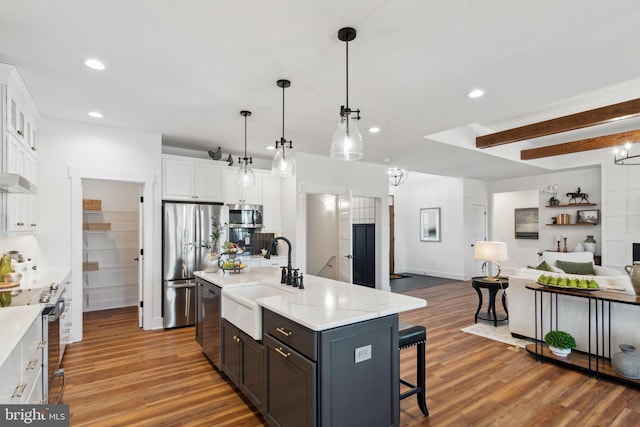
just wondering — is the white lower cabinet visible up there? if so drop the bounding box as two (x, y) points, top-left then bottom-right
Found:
(0, 313), (45, 404)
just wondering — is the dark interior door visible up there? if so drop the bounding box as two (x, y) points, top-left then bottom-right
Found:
(353, 224), (375, 288)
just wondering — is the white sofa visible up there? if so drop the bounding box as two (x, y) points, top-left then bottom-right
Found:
(508, 251), (638, 357)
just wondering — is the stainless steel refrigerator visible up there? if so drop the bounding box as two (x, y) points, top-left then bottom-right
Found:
(163, 201), (228, 328)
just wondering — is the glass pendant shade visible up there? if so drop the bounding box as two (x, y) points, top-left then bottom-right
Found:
(330, 116), (364, 161)
(237, 164), (256, 188)
(388, 168), (409, 186)
(272, 148), (296, 177)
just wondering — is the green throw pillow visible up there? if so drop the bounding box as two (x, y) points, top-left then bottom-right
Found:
(527, 261), (556, 272)
(556, 260), (594, 275)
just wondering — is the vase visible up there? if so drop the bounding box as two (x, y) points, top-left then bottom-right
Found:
(612, 344), (640, 379)
(573, 242), (585, 252)
(584, 235), (596, 255)
(548, 346), (571, 357)
(624, 261), (640, 296)
(202, 252), (220, 273)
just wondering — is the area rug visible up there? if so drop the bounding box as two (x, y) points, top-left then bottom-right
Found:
(460, 323), (533, 349)
(390, 273), (463, 292)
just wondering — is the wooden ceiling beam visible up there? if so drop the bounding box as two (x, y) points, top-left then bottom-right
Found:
(520, 129), (640, 160)
(477, 98), (640, 149)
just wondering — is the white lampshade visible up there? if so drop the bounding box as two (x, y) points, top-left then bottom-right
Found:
(474, 241), (508, 262)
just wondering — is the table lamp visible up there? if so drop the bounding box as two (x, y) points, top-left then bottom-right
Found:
(474, 241), (508, 281)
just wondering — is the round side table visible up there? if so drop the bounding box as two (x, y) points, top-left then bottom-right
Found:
(471, 276), (509, 327)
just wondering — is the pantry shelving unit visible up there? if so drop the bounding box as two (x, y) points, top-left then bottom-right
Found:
(82, 208), (139, 311)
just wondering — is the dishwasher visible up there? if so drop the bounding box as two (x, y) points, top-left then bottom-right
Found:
(197, 278), (222, 369)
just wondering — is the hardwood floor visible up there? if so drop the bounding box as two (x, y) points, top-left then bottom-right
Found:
(62, 281), (640, 426)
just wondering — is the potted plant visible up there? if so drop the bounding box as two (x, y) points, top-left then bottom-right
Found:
(544, 330), (576, 357)
(201, 216), (223, 272)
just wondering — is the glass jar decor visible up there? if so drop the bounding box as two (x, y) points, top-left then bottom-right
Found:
(202, 251), (220, 273)
(584, 235), (596, 254)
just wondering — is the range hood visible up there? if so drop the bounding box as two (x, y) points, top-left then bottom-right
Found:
(0, 173), (37, 194)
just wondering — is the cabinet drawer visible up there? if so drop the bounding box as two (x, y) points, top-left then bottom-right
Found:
(264, 310), (317, 361)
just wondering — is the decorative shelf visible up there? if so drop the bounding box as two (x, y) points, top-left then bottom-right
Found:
(545, 203), (597, 208)
(545, 223), (598, 226)
(525, 344), (640, 388)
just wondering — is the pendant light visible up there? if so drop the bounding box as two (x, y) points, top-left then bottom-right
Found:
(388, 168), (409, 186)
(330, 27), (363, 161)
(272, 79), (296, 177)
(237, 110), (256, 188)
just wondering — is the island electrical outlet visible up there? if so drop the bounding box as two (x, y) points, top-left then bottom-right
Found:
(355, 344), (372, 363)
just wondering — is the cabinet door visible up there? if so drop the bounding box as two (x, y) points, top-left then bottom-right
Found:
(221, 319), (242, 385)
(6, 194), (28, 232)
(0, 344), (24, 403)
(6, 134), (29, 176)
(194, 161), (224, 202)
(264, 333), (316, 427)
(162, 157), (195, 200)
(261, 174), (281, 232)
(240, 329), (264, 413)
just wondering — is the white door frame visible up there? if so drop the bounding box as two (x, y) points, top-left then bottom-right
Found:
(297, 183), (387, 290)
(69, 165), (156, 342)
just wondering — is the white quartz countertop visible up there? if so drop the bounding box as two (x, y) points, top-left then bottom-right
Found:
(0, 269), (70, 367)
(195, 267), (426, 331)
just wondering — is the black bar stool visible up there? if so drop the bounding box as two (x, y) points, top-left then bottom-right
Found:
(399, 322), (429, 417)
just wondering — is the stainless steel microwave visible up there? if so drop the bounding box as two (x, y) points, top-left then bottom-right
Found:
(227, 204), (263, 228)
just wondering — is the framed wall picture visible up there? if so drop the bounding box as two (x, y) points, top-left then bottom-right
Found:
(577, 209), (599, 225)
(514, 207), (539, 239)
(420, 207), (440, 242)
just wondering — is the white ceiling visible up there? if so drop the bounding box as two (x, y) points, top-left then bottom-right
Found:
(2, 0), (640, 180)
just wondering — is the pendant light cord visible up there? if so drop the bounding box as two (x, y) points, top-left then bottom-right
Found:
(345, 38), (349, 111)
(281, 85), (286, 159)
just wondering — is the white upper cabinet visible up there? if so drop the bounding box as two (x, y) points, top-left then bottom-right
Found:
(162, 155), (225, 202)
(261, 174), (282, 232)
(1, 64), (40, 234)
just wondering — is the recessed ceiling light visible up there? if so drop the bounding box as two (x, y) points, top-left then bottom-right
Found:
(266, 145), (276, 150)
(84, 58), (106, 70)
(368, 127), (381, 133)
(466, 89), (484, 98)
(88, 111), (103, 118)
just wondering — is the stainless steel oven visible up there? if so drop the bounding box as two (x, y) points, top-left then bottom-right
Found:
(227, 204), (263, 228)
(43, 295), (66, 404)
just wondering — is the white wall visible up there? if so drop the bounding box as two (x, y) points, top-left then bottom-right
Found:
(492, 190), (539, 274)
(306, 193), (338, 279)
(602, 160), (640, 268)
(38, 118), (162, 341)
(390, 172), (466, 280)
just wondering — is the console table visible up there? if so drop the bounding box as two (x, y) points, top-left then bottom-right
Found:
(471, 276), (509, 327)
(525, 283), (640, 387)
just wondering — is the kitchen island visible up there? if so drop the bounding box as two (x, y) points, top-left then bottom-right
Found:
(195, 267), (426, 427)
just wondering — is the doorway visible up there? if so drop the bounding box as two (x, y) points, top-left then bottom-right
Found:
(467, 203), (488, 278)
(82, 179), (141, 321)
(69, 165), (156, 342)
(352, 196), (376, 288)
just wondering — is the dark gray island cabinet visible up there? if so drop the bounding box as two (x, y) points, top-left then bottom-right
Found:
(263, 309), (399, 427)
(221, 318), (265, 412)
(193, 269), (426, 427)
